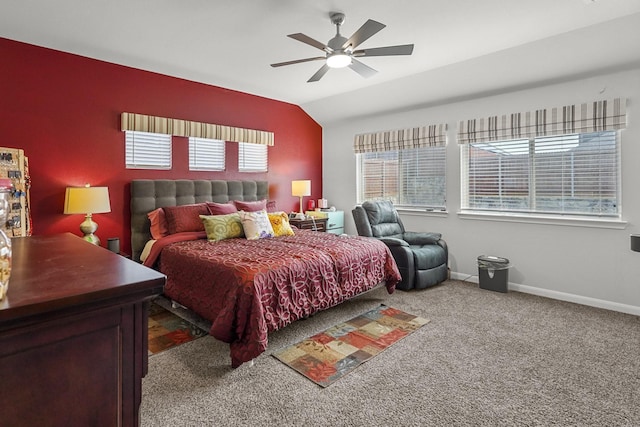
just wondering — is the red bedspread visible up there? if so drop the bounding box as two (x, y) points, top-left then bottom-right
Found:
(156, 230), (401, 367)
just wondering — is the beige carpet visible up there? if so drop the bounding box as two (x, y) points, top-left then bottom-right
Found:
(140, 280), (640, 426)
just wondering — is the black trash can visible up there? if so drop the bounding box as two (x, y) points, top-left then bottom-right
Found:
(477, 255), (511, 293)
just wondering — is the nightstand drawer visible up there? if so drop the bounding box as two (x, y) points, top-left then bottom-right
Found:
(289, 217), (327, 232)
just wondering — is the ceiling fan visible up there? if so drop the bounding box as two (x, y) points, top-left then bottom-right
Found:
(271, 12), (414, 82)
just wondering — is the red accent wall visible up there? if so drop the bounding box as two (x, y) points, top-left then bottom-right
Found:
(0, 38), (322, 255)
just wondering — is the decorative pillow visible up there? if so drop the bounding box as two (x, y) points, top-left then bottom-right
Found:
(200, 213), (244, 242)
(238, 209), (275, 240)
(234, 199), (267, 212)
(139, 239), (156, 263)
(268, 211), (295, 237)
(266, 200), (277, 213)
(206, 201), (238, 215)
(163, 203), (209, 235)
(147, 208), (168, 240)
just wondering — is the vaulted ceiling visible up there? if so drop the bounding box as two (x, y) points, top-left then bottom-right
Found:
(2, 1), (640, 124)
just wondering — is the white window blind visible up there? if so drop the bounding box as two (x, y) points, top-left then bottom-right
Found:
(125, 130), (171, 169)
(238, 142), (267, 172)
(358, 146), (446, 210)
(189, 137), (225, 171)
(461, 131), (619, 217)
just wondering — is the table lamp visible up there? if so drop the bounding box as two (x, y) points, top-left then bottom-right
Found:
(64, 184), (111, 245)
(291, 180), (311, 220)
(631, 234), (640, 252)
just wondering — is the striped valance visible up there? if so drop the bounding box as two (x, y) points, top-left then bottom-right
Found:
(457, 98), (626, 144)
(121, 112), (274, 146)
(353, 124), (447, 154)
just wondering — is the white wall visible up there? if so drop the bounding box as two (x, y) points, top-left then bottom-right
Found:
(322, 68), (640, 315)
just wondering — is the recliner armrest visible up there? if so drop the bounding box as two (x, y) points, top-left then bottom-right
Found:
(379, 237), (409, 247)
(352, 206), (373, 237)
(403, 232), (442, 245)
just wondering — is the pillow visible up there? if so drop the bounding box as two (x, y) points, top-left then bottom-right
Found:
(163, 203), (209, 235)
(139, 239), (156, 263)
(266, 200), (277, 213)
(268, 211), (295, 237)
(200, 213), (244, 242)
(234, 199), (267, 212)
(147, 208), (168, 240)
(206, 201), (238, 215)
(238, 210), (275, 240)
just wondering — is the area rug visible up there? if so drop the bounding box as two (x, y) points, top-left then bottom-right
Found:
(272, 304), (430, 387)
(148, 299), (209, 355)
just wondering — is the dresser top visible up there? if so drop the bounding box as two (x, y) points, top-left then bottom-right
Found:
(0, 233), (165, 322)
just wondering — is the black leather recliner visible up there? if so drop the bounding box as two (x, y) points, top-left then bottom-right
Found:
(352, 200), (448, 290)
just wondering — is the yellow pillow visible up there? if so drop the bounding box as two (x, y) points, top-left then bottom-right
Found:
(268, 212), (295, 237)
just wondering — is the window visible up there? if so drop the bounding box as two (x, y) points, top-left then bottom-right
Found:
(125, 131), (171, 169)
(354, 124), (448, 210)
(461, 131), (619, 217)
(189, 137), (225, 171)
(358, 146), (446, 210)
(238, 142), (267, 172)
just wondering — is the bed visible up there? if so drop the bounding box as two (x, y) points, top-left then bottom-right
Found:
(131, 179), (401, 367)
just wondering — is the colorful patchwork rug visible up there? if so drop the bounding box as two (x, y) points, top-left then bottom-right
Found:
(272, 304), (430, 387)
(148, 300), (209, 355)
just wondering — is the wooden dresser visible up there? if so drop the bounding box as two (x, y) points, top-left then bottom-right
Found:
(0, 233), (165, 427)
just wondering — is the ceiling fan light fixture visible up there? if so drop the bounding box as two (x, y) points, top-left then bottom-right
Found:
(271, 13), (414, 82)
(326, 52), (351, 68)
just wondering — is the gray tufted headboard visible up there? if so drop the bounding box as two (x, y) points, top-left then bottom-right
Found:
(130, 179), (269, 262)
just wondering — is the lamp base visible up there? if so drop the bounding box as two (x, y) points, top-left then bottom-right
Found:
(79, 214), (101, 246)
(298, 196), (304, 219)
(82, 233), (101, 246)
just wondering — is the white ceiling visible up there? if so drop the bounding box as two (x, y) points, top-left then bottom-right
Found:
(2, 0), (640, 125)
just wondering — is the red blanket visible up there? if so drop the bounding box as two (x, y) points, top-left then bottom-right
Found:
(155, 230), (401, 367)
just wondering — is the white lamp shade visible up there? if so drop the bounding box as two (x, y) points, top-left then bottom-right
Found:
(64, 186), (111, 214)
(291, 180), (311, 197)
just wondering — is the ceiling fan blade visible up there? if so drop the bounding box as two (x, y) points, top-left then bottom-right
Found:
(308, 64), (330, 82)
(342, 19), (386, 50)
(348, 58), (377, 79)
(353, 44), (414, 57)
(271, 57), (326, 67)
(288, 33), (328, 52)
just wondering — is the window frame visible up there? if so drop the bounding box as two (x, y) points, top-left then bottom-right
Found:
(356, 145), (447, 211)
(459, 130), (624, 227)
(238, 142), (268, 173)
(188, 137), (225, 171)
(125, 130), (172, 170)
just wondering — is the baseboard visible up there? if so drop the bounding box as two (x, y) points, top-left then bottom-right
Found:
(449, 271), (640, 316)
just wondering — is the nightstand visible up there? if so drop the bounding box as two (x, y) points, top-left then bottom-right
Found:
(289, 216), (328, 232)
(305, 210), (344, 234)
